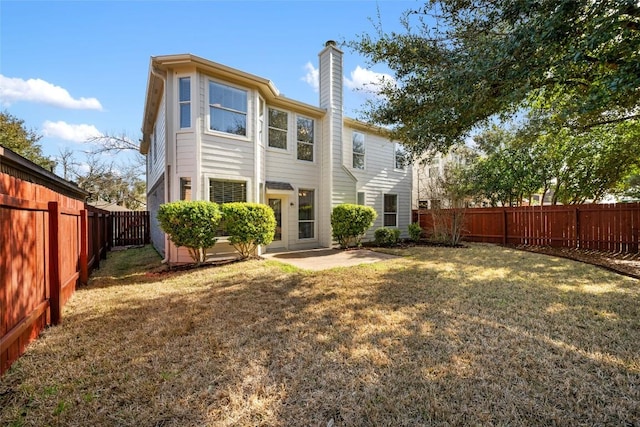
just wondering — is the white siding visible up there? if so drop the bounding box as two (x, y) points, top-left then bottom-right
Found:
(147, 92), (166, 191)
(344, 127), (412, 240)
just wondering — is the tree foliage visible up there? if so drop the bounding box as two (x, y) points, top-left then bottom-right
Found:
(464, 120), (640, 205)
(350, 0), (640, 156)
(157, 201), (222, 265)
(331, 204), (378, 248)
(0, 111), (55, 169)
(220, 203), (276, 259)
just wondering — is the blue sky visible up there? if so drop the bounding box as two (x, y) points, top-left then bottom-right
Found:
(0, 0), (418, 170)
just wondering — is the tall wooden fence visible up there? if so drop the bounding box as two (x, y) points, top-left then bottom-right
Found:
(413, 203), (640, 254)
(112, 211), (150, 246)
(0, 147), (113, 375)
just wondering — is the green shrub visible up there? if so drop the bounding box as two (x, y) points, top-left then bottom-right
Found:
(408, 222), (423, 242)
(157, 201), (221, 265)
(331, 204), (377, 248)
(220, 202), (276, 259)
(374, 227), (401, 247)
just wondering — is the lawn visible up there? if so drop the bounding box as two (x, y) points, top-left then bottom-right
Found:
(1, 244), (638, 426)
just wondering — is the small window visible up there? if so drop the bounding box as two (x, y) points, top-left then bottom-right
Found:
(357, 191), (365, 205)
(209, 81), (247, 136)
(179, 77), (191, 128)
(395, 143), (407, 170)
(353, 132), (365, 169)
(180, 178), (192, 201)
(298, 189), (315, 239)
(297, 116), (314, 161)
(268, 108), (288, 149)
(384, 194), (398, 227)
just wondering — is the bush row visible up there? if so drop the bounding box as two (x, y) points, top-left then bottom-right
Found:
(157, 201), (275, 264)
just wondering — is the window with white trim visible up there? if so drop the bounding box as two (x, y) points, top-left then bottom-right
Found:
(352, 132), (365, 169)
(210, 179), (247, 236)
(357, 191), (365, 205)
(298, 189), (315, 239)
(297, 116), (314, 161)
(268, 108), (288, 149)
(209, 81), (247, 136)
(383, 194), (398, 227)
(179, 77), (191, 128)
(395, 143), (407, 170)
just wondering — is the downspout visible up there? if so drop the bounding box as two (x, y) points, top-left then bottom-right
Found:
(150, 63), (171, 264)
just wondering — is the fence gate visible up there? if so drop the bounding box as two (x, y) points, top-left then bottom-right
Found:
(111, 211), (150, 246)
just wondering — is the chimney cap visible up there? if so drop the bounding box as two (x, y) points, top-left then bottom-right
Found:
(325, 40), (337, 47)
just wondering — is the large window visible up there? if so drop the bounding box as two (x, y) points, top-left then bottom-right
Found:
(179, 77), (191, 128)
(298, 189), (315, 239)
(209, 179), (247, 204)
(384, 194), (398, 227)
(268, 108), (288, 149)
(209, 81), (247, 136)
(210, 179), (247, 236)
(395, 143), (407, 170)
(297, 116), (314, 161)
(352, 132), (365, 169)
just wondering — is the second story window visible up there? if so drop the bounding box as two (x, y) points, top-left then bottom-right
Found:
(352, 132), (365, 169)
(268, 108), (288, 149)
(297, 116), (314, 161)
(395, 143), (408, 170)
(179, 77), (191, 128)
(209, 81), (247, 136)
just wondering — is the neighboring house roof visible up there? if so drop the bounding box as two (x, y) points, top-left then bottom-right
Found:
(87, 199), (132, 212)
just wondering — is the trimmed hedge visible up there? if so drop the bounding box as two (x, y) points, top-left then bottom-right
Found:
(374, 227), (401, 247)
(220, 202), (276, 259)
(157, 201), (221, 265)
(408, 222), (423, 242)
(331, 204), (377, 249)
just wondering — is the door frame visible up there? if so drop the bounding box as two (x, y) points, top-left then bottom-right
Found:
(267, 195), (288, 250)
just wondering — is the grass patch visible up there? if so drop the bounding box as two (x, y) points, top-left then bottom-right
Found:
(1, 244), (638, 426)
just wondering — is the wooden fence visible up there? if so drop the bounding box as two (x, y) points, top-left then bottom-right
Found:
(112, 211), (150, 246)
(413, 203), (640, 254)
(0, 147), (112, 375)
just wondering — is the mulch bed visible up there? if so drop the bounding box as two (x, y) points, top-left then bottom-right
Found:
(513, 245), (640, 279)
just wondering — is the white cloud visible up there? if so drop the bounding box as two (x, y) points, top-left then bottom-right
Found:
(345, 66), (395, 94)
(42, 120), (102, 143)
(0, 75), (103, 110)
(302, 62), (319, 92)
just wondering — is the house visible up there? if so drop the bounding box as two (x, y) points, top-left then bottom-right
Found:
(140, 41), (412, 263)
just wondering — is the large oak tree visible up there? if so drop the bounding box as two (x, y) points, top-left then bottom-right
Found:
(350, 0), (640, 157)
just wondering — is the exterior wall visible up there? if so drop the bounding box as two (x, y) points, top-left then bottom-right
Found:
(147, 175), (165, 256)
(346, 127), (412, 240)
(147, 92), (166, 192)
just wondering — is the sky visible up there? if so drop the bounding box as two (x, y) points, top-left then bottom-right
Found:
(0, 0), (420, 172)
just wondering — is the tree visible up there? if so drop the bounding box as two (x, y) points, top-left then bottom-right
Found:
(350, 0), (640, 157)
(0, 111), (55, 169)
(73, 153), (146, 210)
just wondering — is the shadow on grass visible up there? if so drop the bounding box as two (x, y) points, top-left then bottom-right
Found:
(1, 244), (638, 426)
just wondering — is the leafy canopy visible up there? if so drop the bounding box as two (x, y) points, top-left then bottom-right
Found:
(350, 0), (640, 156)
(0, 111), (55, 169)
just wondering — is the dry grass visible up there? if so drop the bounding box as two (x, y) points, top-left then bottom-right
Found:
(1, 243), (639, 426)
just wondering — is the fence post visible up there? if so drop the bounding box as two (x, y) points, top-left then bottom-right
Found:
(575, 207), (580, 249)
(92, 209), (100, 270)
(101, 212), (108, 260)
(80, 209), (89, 285)
(48, 201), (62, 325)
(502, 210), (508, 245)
